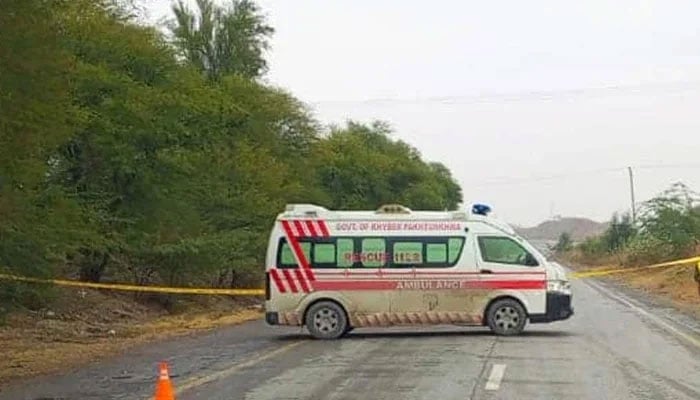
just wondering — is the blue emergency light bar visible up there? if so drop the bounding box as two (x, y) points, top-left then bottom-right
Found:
(471, 203), (492, 216)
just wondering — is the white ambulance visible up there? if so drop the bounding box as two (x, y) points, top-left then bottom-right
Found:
(264, 203), (573, 339)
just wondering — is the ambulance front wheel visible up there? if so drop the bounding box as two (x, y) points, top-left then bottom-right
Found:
(305, 301), (348, 340)
(486, 298), (527, 336)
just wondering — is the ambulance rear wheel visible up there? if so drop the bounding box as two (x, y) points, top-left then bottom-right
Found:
(487, 298), (527, 336)
(305, 301), (348, 340)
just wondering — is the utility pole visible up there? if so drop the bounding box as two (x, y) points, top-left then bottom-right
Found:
(628, 166), (636, 224)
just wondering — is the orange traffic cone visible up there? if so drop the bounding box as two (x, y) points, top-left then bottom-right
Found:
(154, 361), (175, 400)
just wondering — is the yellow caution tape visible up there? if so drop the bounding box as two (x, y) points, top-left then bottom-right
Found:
(2, 254), (698, 294)
(0, 273), (264, 296)
(570, 255), (700, 279)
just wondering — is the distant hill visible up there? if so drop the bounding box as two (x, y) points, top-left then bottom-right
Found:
(514, 217), (607, 242)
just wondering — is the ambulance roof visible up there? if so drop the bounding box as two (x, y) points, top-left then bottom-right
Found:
(278, 203), (516, 235)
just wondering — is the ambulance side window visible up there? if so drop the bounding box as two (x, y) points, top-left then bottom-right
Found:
(389, 237), (465, 268)
(314, 243), (336, 264)
(361, 238), (387, 267)
(478, 236), (538, 266)
(277, 240), (311, 268)
(426, 243), (447, 263)
(393, 241), (423, 265)
(277, 238), (356, 269)
(336, 238), (354, 268)
(280, 244), (296, 265)
(277, 236), (467, 269)
(448, 238), (464, 263)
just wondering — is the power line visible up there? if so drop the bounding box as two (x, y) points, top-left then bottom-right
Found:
(464, 163), (700, 188)
(465, 167), (624, 188)
(635, 162), (700, 170)
(311, 81), (700, 106)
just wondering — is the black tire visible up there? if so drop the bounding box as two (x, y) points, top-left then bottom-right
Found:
(305, 301), (348, 340)
(486, 298), (527, 336)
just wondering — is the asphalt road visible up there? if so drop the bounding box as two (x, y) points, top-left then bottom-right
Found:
(2, 277), (699, 400)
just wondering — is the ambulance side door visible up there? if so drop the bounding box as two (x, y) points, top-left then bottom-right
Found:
(389, 234), (478, 317)
(437, 233), (482, 317)
(474, 235), (547, 314)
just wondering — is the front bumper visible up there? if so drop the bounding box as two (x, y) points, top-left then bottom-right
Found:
(529, 292), (573, 323)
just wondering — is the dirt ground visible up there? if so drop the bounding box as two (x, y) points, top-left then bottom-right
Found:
(0, 288), (262, 386)
(607, 264), (700, 318)
(572, 262), (700, 319)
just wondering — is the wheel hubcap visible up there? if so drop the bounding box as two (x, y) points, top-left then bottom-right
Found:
(494, 306), (520, 332)
(313, 307), (339, 333)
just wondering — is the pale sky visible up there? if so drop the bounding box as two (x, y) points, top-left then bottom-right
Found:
(144, 0), (700, 226)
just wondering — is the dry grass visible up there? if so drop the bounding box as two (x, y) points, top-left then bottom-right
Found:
(570, 258), (700, 318)
(608, 264), (700, 318)
(0, 288), (262, 386)
(564, 250), (700, 318)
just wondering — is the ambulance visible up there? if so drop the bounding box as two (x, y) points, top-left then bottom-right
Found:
(264, 203), (573, 339)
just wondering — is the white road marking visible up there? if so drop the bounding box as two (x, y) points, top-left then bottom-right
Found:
(585, 280), (700, 349)
(484, 364), (506, 391)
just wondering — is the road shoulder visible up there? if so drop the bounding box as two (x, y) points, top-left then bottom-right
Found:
(0, 287), (262, 387)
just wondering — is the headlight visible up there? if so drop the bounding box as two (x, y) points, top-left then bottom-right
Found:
(547, 280), (571, 293)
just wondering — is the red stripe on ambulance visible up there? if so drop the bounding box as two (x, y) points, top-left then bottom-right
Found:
(287, 220), (299, 237)
(464, 280), (546, 290)
(305, 220), (319, 237)
(311, 279), (546, 291)
(269, 269), (286, 293)
(313, 280), (396, 291)
(282, 269), (298, 293)
(313, 270), (546, 277)
(289, 238), (315, 280)
(281, 220), (316, 290)
(294, 269), (311, 292)
(318, 220), (330, 237)
(293, 220), (307, 237)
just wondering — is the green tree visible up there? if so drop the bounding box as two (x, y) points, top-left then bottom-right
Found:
(0, 0), (91, 308)
(553, 232), (573, 253)
(577, 236), (604, 258)
(56, 0), (193, 283)
(313, 121), (462, 210)
(574, 183), (700, 265)
(601, 213), (636, 252)
(170, 0), (274, 80)
(0, 0), (467, 307)
(59, 6), (317, 286)
(632, 182), (700, 259)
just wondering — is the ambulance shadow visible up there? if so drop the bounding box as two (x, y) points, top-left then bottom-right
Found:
(518, 330), (577, 338)
(271, 330), (487, 342)
(344, 330), (493, 339)
(344, 329), (575, 339)
(274, 329), (575, 341)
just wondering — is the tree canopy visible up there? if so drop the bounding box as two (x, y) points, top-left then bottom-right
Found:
(0, 0), (463, 308)
(170, 0), (273, 80)
(552, 232), (573, 254)
(573, 182), (699, 265)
